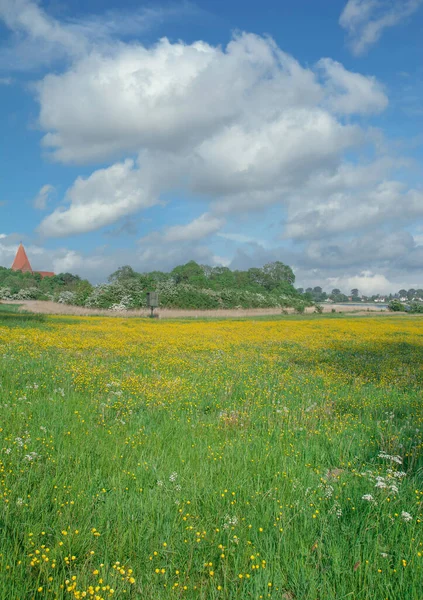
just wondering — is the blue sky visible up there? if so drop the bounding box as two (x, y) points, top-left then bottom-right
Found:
(1, 0), (423, 293)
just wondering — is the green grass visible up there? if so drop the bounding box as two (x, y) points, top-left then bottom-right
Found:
(0, 315), (422, 600)
(0, 304), (45, 327)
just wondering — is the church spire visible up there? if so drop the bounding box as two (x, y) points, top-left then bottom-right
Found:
(11, 243), (33, 273)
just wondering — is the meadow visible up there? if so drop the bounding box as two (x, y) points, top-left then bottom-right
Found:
(0, 309), (422, 600)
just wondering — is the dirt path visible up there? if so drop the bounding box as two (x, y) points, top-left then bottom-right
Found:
(4, 300), (391, 319)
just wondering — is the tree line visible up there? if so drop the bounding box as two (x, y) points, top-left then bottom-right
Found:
(0, 261), (309, 311)
(1, 263), (422, 311)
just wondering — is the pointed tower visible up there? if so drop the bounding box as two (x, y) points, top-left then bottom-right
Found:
(11, 243), (33, 273)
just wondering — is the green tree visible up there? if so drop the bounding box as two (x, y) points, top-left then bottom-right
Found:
(108, 266), (138, 283)
(261, 261), (295, 288)
(171, 261), (208, 287)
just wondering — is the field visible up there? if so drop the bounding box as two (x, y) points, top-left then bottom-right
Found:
(0, 308), (422, 600)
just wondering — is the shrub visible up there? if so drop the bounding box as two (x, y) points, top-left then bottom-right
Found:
(408, 302), (423, 314)
(388, 300), (405, 312)
(58, 291), (77, 305)
(292, 299), (306, 314)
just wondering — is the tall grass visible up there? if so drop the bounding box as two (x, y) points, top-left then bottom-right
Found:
(0, 315), (422, 599)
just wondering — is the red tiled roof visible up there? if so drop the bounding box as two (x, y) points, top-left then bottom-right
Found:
(11, 243), (32, 273)
(11, 244), (55, 277)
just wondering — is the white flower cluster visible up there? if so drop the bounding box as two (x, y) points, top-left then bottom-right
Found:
(57, 291), (77, 305)
(323, 485), (334, 498)
(361, 451), (410, 511)
(378, 451), (403, 465)
(110, 295), (134, 312)
(24, 451), (40, 461)
(329, 502), (343, 518)
(223, 514), (238, 529)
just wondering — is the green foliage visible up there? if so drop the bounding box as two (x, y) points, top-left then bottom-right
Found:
(66, 260), (307, 310)
(388, 300), (405, 312)
(330, 288), (349, 303)
(408, 302), (423, 313)
(0, 260), (312, 310)
(0, 267), (92, 303)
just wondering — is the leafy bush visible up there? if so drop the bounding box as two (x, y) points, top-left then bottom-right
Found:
(58, 291), (77, 305)
(408, 302), (423, 313)
(292, 299), (307, 314)
(388, 300), (405, 312)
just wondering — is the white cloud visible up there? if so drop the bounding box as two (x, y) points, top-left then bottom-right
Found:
(31, 31), (388, 238)
(211, 255), (231, 267)
(162, 213), (225, 243)
(51, 250), (106, 275)
(0, 0), (195, 70)
(0, 76), (12, 84)
(327, 271), (393, 295)
(33, 183), (55, 210)
(284, 179), (423, 241)
(317, 58), (387, 114)
(218, 232), (263, 244)
(340, 0), (423, 55)
(36, 34), (324, 164)
(38, 159), (159, 237)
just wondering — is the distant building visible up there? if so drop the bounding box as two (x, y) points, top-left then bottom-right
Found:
(11, 243), (54, 278)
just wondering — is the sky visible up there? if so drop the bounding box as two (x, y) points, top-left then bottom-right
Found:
(1, 0), (423, 294)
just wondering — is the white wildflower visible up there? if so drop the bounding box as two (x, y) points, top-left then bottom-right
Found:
(169, 472), (178, 482)
(362, 494), (374, 502)
(16, 498), (23, 506)
(324, 485), (334, 498)
(24, 452), (39, 461)
(157, 480), (163, 487)
(401, 511), (412, 522)
(378, 451), (403, 465)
